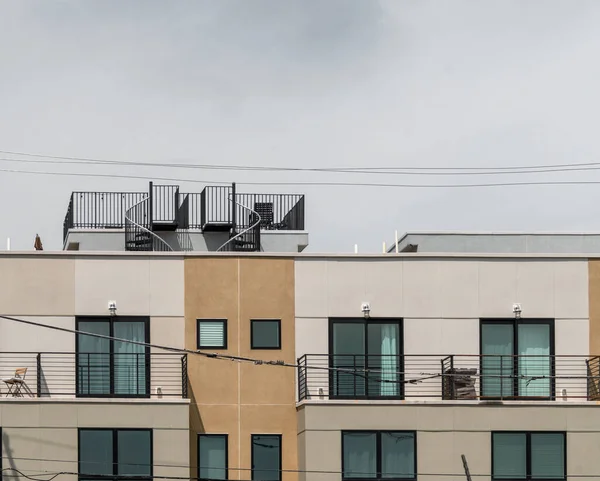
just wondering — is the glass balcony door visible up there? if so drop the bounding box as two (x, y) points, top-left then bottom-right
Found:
(330, 319), (402, 399)
(77, 317), (149, 397)
(481, 319), (553, 399)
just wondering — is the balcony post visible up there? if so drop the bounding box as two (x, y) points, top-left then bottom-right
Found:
(182, 354), (188, 399)
(36, 353), (41, 397)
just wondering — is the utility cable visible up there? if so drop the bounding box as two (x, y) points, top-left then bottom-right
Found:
(5, 166), (600, 188)
(3, 148), (600, 173)
(0, 315), (591, 387)
(5, 156), (600, 176)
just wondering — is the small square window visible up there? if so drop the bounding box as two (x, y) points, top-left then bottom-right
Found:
(251, 320), (281, 350)
(198, 320), (227, 349)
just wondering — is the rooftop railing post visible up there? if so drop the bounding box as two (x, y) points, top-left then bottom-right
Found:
(231, 183), (237, 232)
(149, 181), (154, 227)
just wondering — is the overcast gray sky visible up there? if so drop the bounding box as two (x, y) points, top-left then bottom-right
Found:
(2, 1), (600, 252)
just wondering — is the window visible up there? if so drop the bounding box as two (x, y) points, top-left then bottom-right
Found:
(251, 435), (281, 481)
(481, 319), (554, 398)
(199, 435), (228, 480)
(251, 320), (281, 349)
(342, 431), (416, 480)
(76, 317), (150, 397)
(330, 319), (403, 399)
(79, 429), (152, 481)
(492, 432), (565, 480)
(198, 320), (227, 349)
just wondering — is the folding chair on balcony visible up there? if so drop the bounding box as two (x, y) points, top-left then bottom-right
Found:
(3, 368), (27, 397)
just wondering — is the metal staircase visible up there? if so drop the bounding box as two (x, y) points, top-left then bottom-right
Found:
(125, 195), (173, 252)
(217, 194), (261, 252)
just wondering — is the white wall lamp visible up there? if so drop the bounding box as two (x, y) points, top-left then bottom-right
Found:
(361, 302), (371, 319)
(513, 303), (522, 320)
(108, 300), (117, 317)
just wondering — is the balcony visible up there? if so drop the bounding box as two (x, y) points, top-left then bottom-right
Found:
(298, 354), (600, 402)
(0, 352), (188, 399)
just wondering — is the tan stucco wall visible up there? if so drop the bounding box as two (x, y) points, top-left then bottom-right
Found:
(588, 260), (600, 354)
(185, 257), (297, 481)
(0, 399), (190, 481)
(299, 402), (600, 481)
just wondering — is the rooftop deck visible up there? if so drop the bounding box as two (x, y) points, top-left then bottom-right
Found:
(62, 183), (305, 252)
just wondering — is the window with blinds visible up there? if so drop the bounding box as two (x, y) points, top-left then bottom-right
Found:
(197, 319), (227, 349)
(492, 432), (565, 480)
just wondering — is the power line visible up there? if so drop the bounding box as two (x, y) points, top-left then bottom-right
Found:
(4, 155), (600, 176)
(0, 315), (583, 386)
(4, 166), (600, 188)
(0, 315), (437, 382)
(0, 465), (582, 479)
(3, 148), (600, 173)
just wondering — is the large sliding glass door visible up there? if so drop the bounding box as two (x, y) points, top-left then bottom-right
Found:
(330, 319), (402, 399)
(77, 317), (150, 397)
(481, 319), (553, 399)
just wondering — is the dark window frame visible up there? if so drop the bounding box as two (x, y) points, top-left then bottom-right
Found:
(480, 318), (555, 400)
(198, 434), (228, 480)
(78, 428), (153, 481)
(197, 319), (228, 349)
(341, 430), (417, 481)
(75, 316), (151, 398)
(491, 431), (566, 481)
(328, 318), (404, 400)
(251, 434), (282, 481)
(250, 320), (282, 350)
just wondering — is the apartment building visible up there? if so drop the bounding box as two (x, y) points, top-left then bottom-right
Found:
(4, 184), (600, 481)
(296, 241), (600, 481)
(0, 253), (190, 481)
(3, 249), (600, 481)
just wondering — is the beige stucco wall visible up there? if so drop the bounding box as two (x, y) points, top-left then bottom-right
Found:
(0, 399), (189, 481)
(0, 255), (184, 317)
(295, 258), (590, 400)
(0, 255), (186, 398)
(299, 402), (600, 481)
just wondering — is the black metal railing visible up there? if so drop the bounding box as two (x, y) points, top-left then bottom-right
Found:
(63, 192), (146, 243)
(0, 352), (187, 398)
(234, 193), (305, 231)
(63, 184), (306, 248)
(298, 354), (598, 402)
(200, 186), (233, 228)
(152, 184), (179, 225)
(587, 356), (600, 400)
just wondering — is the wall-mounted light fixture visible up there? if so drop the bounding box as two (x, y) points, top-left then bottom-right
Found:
(361, 302), (371, 319)
(108, 300), (117, 317)
(513, 303), (522, 320)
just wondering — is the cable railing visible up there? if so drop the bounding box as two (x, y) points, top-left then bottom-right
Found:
(0, 352), (187, 399)
(298, 354), (599, 402)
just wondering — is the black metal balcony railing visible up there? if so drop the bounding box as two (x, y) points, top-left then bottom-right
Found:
(0, 352), (187, 399)
(298, 354), (599, 402)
